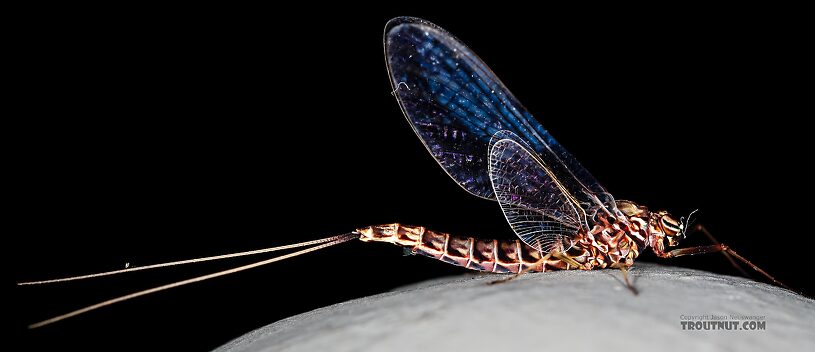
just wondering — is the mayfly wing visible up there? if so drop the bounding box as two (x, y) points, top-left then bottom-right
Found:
(489, 131), (584, 253)
(384, 17), (617, 218)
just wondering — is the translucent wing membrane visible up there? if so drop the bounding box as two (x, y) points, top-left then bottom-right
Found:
(384, 17), (619, 246)
(489, 133), (583, 253)
(384, 17), (617, 217)
(385, 17), (502, 198)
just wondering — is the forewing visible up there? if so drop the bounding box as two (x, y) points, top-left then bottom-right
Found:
(489, 134), (584, 253)
(384, 17), (616, 216)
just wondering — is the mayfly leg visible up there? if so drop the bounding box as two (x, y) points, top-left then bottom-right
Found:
(488, 250), (553, 285)
(688, 224), (751, 278)
(662, 236), (795, 293)
(611, 263), (638, 295)
(20, 232), (359, 328)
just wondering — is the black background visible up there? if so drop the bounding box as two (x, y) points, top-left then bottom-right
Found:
(13, 5), (810, 352)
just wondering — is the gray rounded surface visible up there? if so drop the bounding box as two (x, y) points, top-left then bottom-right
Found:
(215, 263), (814, 352)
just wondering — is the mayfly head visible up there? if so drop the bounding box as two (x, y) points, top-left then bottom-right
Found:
(616, 200), (682, 249)
(656, 211), (684, 247)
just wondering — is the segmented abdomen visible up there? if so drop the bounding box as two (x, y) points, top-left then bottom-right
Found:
(357, 223), (570, 273)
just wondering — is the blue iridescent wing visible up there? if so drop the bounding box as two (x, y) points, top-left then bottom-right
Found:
(384, 17), (617, 218)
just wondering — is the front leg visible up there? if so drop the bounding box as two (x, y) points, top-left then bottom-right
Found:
(664, 243), (794, 292)
(690, 224), (750, 277)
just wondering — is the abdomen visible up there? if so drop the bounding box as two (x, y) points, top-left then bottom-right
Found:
(357, 224), (573, 273)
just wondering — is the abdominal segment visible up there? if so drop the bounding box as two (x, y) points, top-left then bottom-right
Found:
(357, 224), (580, 273)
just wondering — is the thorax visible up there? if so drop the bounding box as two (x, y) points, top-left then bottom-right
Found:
(568, 213), (650, 269)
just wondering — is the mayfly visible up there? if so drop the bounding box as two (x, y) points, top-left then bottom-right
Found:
(20, 16), (793, 328)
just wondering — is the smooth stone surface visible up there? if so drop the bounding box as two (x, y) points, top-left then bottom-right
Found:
(215, 263), (815, 352)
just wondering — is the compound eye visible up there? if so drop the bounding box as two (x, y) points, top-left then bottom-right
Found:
(660, 217), (681, 235)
